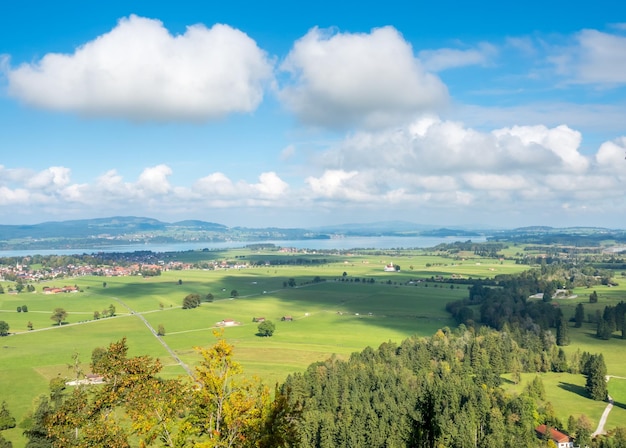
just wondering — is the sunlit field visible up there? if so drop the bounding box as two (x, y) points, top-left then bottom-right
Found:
(3, 247), (626, 446)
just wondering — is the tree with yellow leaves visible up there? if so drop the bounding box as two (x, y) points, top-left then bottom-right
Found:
(190, 331), (271, 447)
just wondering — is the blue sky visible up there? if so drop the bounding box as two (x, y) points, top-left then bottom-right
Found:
(1, 0), (625, 228)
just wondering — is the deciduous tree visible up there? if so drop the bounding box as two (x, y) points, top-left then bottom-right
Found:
(191, 334), (270, 447)
(182, 293), (201, 309)
(50, 308), (67, 326)
(258, 320), (276, 337)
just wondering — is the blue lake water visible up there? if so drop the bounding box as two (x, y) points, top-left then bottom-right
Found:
(0, 235), (487, 257)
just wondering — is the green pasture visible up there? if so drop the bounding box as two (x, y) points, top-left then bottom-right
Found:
(1, 248), (625, 447)
(0, 260), (468, 447)
(504, 372), (608, 429)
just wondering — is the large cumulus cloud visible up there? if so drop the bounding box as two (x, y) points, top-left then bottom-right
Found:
(304, 117), (626, 218)
(1, 123), (626, 225)
(279, 26), (448, 129)
(6, 15), (274, 121)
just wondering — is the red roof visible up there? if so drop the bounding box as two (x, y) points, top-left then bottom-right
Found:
(535, 425), (570, 443)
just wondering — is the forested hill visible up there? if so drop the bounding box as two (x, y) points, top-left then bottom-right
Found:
(0, 217), (485, 251)
(0, 216), (328, 250)
(0, 216), (226, 239)
(488, 226), (626, 245)
(1, 216), (623, 250)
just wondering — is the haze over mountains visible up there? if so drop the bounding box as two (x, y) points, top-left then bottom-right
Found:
(0, 216), (476, 240)
(1, 216), (625, 253)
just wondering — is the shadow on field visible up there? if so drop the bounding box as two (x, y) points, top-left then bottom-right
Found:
(558, 382), (588, 399)
(88, 269), (463, 334)
(216, 273), (462, 334)
(582, 331), (625, 341)
(613, 400), (626, 411)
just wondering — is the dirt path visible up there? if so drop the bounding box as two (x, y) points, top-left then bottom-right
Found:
(591, 375), (626, 437)
(112, 297), (195, 378)
(592, 395), (613, 437)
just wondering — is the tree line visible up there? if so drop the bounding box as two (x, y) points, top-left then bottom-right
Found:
(10, 322), (614, 448)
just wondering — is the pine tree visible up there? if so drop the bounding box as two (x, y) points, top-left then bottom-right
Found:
(574, 303), (585, 328)
(0, 401), (16, 430)
(556, 310), (570, 346)
(585, 354), (608, 401)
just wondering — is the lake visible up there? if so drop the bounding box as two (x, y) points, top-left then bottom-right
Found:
(0, 235), (487, 258)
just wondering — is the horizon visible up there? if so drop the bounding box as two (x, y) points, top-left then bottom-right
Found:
(1, 1), (625, 229)
(0, 214), (622, 232)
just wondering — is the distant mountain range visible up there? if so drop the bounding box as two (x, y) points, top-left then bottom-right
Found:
(0, 216), (487, 251)
(0, 216), (624, 251)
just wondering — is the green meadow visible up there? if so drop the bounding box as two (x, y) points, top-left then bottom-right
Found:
(1, 248), (626, 446)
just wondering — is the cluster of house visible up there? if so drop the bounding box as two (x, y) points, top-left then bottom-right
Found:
(0, 259), (197, 283)
(42, 285), (80, 294)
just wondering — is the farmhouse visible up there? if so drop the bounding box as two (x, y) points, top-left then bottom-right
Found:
(43, 285), (79, 294)
(535, 425), (573, 448)
(253, 317), (266, 323)
(281, 316), (293, 321)
(217, 319), (239, 327)
(384, 263), (396, 272)
(65, 373), (105, 386)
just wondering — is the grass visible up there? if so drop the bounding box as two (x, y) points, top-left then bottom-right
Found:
(504, 372), (607, 428)
(1, 248), (626, 446)
(0, 253), (471, 447)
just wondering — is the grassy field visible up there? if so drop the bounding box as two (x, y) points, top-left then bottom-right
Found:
(1, 248), (626, 446)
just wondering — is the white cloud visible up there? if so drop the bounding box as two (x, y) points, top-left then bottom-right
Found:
(596, 138), (626, 169)
(462, 173), (528, 190)
(574, 29), (626, 84)
(303, 117), (626, 217)
(193, 171), (289, 203)
(547, 29), (626, 86)
(6, 15), (274, 121)
(0, 186), (30, 205)
(305, 170), (358, 198)
(194, 172), (238, 197)
(492, 124), (588, 173)
(26, 166), (72, 190)
(253, 172), (289, 198)
(136, 164), (172, 195)
(419, 43), (497, 72)
(279, 26), (448, 129)
(2, 123), (626, 227)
